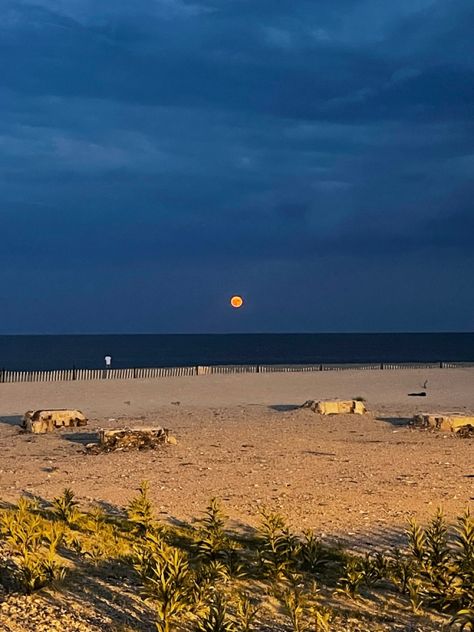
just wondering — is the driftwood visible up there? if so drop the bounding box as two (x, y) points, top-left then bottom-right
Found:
(412, 413), (474, 436)
(86, 426), (176, 453)
(301, 399), (367, 415)
(23, 409), (87, 434)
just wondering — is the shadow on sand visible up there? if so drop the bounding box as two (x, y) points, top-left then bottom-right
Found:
(268, 404), (301, 412)
(62, 431), (99, 445)
(376, 416), (412, 427)
(0, 415), (23, 427)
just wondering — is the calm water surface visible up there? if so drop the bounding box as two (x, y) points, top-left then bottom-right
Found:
(0, 333), (473, 371)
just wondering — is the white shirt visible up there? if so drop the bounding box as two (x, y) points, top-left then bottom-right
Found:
(104, 355), (112, 367)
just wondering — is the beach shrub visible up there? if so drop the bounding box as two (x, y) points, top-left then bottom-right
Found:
(195, 498), (229, 562)
(51, 487), (80, 526)
(335, 557), (365, 599)
(281, 580), (309, 632)
(311, 604), (334, 632)
(299, 530), (330, 574)
(0, 486), (472, 631)
(0, 499), (67, 593)
(127, 480), (155, 536)
(133, 531), (207, 632)
(257, 508), (300, 580)
(194, 591), (236, 632)
(450, 608), (474, 630)
(233, 592), (260, 632)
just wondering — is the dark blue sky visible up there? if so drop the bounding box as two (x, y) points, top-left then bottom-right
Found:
(1, 0), (473, 333)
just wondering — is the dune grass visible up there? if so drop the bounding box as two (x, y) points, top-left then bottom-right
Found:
(0, 485), (472, 631)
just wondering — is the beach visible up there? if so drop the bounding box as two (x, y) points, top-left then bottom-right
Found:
(1, 368), (473, 631)
(0, 368), (472, 540)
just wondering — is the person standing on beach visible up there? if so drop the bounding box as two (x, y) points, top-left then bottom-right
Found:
(104, 355), (112, 369)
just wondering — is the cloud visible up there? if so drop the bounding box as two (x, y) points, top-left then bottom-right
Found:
(0, 0), (473, 331)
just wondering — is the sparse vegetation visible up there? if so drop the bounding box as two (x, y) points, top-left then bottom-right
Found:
(0, 487), (472, 630)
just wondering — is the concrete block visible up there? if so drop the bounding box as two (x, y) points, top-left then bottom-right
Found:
(23, 409), (87, 434)
(413, 412), (474, 434)
(302, 399), (367, 415)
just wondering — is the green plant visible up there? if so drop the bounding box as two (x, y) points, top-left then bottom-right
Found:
(403, 509), (473, 614)
(1, 492), (473, 631)
(407, 578), (424, 614)
(389, 549), (416, 594)
(424, 509), (450, 568)
(0, 506), (67, 593)
(450, 608), (474, 630)
(453, 510), (474, 600)
(222, 542), (246, 579)
(299, 531), (329, 575)
(51, 488), (80, 526)
(198, 559), (230, 584)
(311, 604), (334, 632)
(233, 592), (259, 632)
(335, 558), (365, 599)
(407, 518), (426, 564)
(134, 537), (203, 632)
(127, 481), (155, 536)
(281, 581), (309, 632)
(360, 552), (388, 588)
(257, 509), (299, 580)
(194, 592), (236, 632)
(195, 498), (229, 562)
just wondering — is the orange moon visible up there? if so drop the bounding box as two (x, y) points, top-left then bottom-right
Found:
(230, 295), (244, 308)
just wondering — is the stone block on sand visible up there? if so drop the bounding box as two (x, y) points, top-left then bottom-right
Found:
(97, 426), (176, 452)
(413, 412), (474, 435)
(23, 409), (87, 434)
(302, 399), (367, 415)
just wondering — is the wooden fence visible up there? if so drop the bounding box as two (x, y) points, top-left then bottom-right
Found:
(0, 362), (472, 384)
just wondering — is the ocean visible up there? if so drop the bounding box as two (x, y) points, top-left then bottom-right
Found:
(0, 333), (473, 371)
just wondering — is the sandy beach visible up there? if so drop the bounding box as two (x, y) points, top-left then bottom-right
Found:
(0, 368), (473, 631)
(0, 368), (472, 541)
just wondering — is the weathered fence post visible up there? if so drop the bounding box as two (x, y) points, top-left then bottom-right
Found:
(72, 365), (77, 380)
(0, 368), (4, 383)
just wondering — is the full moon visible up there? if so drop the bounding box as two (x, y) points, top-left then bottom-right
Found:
(230, 295), (244, 308)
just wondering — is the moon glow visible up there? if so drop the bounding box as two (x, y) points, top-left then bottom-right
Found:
(230, 295), (244, 308)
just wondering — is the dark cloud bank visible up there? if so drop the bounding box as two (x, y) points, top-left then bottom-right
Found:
(0, 0), (473, 332)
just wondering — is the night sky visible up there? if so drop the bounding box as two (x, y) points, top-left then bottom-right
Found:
(1, 0), (473, 333)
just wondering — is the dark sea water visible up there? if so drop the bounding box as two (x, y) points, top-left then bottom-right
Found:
(0, 333), (473, 371)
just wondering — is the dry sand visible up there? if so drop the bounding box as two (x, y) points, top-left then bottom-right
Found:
(0, 368), (473, 544)
(1, 368), (473, 631)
